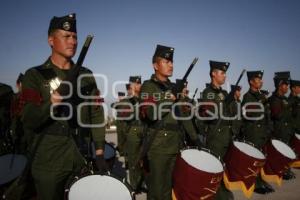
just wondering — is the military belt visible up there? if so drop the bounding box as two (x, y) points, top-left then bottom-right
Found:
(41, 122), (77, 137)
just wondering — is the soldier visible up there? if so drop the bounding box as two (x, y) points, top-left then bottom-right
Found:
(121, 76), (144, 192)
(269, 71), (295, 180)
(139, 44), (199, 200)
(199, 60), (234, 200)
(21, 13), (106, 200)
(241, 70), (274, 194)
(289, 80), (300, 137)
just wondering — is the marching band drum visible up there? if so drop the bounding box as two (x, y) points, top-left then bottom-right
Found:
(290, 133), (300, 169)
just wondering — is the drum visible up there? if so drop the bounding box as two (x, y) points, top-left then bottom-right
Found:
(65, 173), (133, 200)
(290, 133), (300, 169)
(223, 141), (265, 198)
(0, 154), (27, 186)
(172, 148), (224, 200)
(261, 139), (296, 186)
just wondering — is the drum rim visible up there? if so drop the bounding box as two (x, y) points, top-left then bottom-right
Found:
(295, 133), (300, 140)
(271, 139), (296, 159)
(233, 140), (265, 159)
(64, 171), (134, 199)
(180, 147), (224, 173)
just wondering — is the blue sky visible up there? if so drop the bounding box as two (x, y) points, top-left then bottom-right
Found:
(1, 0), (300, 107)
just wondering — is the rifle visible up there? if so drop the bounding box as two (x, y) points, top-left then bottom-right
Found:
(190, 88), (198, 103)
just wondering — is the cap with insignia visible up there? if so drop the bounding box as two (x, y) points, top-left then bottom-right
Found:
(129, 76), (142, 84)
(273, 71), (290, 87)
(231, 85), (242, 91)
(209, 60), (230, 72)
(118, 92), (126, 97)
(247, 70), (264, 81)
(290, 80), (300, 87)
(125, 83), (130, 90)
(48, 13), (76, 35)
(152, 44), (174, 63)
(16, 73), (24, 84)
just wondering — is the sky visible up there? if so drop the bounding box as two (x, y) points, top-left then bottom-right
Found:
(1, 0), (300, 112)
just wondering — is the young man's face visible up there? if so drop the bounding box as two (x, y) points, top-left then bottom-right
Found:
(278, 83), (289, 94)
(292, 86), (300, 95)
(48, 30), (77, 59)
(153, 58), (173, 78)
(212, 70), (226, 85)
(250, 77), (263, 90)
(235, 89), (241, 99)
(131, 82), (141, 94)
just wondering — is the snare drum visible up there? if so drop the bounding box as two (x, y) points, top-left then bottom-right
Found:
(290, 134), (300, 169)
(172, 148), (224, 200)
(65, 173), (133, 200)
(223, 141), (265, 198)
(261, 139), (296, 186)
(0, 154), (27, 186)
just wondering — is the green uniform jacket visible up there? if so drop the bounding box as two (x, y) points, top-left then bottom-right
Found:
(269, 92), (293, 143)
(242, 89), (271, 148)
(140, 74), (198, 154)
(288, 94), (300, 134)
(21, 58), (105, 170)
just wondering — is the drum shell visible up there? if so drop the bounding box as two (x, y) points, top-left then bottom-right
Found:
(172, 150), (223, 200)
(263, 140), (295, 178)
(224, 142), (265, 190)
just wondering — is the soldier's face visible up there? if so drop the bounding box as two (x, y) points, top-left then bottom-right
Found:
(212, 70), (226, 85)
(235, 90), (241, 99)
(153, 58), (173, 78)
(250, 77), (263, 90)
(279, 83), (289, 94)
(48, 30), (78, 59)
(131, 82), (141, 94)
(293, 86), (300, 95)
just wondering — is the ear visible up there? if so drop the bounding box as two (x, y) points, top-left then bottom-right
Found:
(153, 63), (158, 71)
(48, 35), (54, 47)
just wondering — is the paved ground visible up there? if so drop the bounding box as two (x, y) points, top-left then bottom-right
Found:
(105, 132), (300, 200)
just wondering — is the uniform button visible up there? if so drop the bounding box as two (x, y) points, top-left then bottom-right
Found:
(133, 128), (137, 131)
(164, 133), (168, 136)
(218, 129), (221, 132)
(257, 124), (261, 128)
(285, 122), (288, 126)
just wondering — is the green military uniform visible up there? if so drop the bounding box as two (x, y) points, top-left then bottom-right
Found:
(0, 83), (14, 155)
(288, 80), (300, 135)
(269, 72), (293, 144)
(241, 71), (274, 193)
(140, 45), (198, 200)
(21, 14), (105, 200)
(200, 61), (233, 200)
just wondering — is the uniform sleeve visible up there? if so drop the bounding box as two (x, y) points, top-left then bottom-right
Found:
(21, 69), (52, 131)
(269, 97), (283, 120)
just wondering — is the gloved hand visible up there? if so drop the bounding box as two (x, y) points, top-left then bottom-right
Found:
(95, 155), (109, 174)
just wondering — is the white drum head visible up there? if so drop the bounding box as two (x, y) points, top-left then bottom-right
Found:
(181, 149), (223, 173)
(272, 139), (296, 159)
(68, 175), (132, 200)
(295, 133), (300, 140)
(234, 141), (265, 160)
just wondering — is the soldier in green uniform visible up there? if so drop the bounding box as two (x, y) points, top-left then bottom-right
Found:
(120, 76), (144, 192)
(269, 71), (295, 180)
(199, 60), (234, 200)
(241, 70), (274, 194)
(21, 13), (106, 200)
(139, 45), (199, 200)
(289, 80), (300, 136)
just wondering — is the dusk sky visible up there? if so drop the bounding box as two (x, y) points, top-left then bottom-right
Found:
(1, 0), (300, 111)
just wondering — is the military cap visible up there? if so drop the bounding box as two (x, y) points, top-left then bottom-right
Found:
(247, 70), (264, 81)
(290, 80), (300, 87)
(209, 60), (230, 72)
(273, 71), (290, 87)
(125, 83), (130, 90)
(48, 13), (76, 35)
(129, 76), (142, 84)
(16, 73), (24, 84)
(231, 85), (242, 91)
(118, 92), (126, 97)
(152, 44), (174, 63)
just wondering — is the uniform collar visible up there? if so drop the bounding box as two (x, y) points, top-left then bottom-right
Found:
(43, 57), (75, 70)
